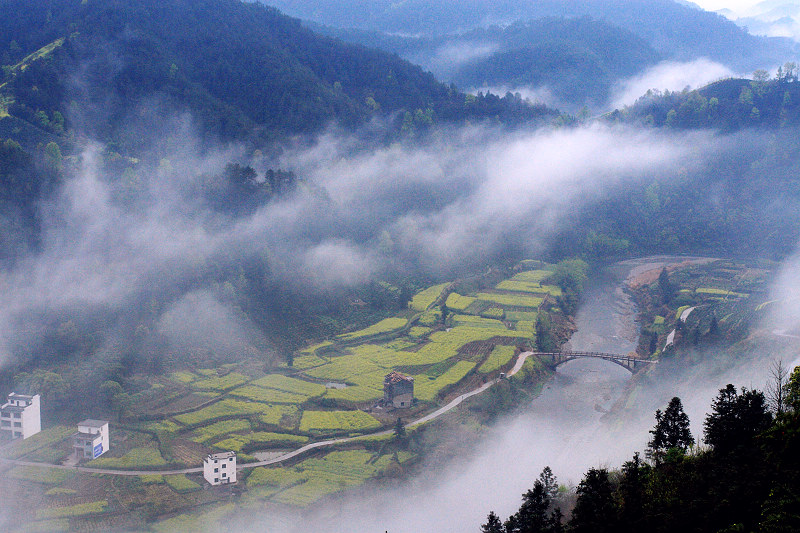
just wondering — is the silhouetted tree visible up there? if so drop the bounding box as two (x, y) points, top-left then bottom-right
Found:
(569, 468), (617, 533)
(647, 397), (694, 462)
(482, 511), (504, 533)
(704, 384), (772, 454)
(658, 268), (675, 303)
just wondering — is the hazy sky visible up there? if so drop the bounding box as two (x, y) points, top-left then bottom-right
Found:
(691, 0), (761, 13)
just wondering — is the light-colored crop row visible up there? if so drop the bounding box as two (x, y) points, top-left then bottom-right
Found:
(452, 314), (506, 329)
(88, 447), (166, 468)
(695, 288), (749, 298)
(299, 410), (381, 433)
(509, 269), (552, 283)
(477, 292), (544, 309)
(478, 345), (516, 373)
(414, 361), (476, 401)
(410, 283), (449, 311)
(174, 400), (297, 426)
(445, 292), (476, 311)
(190, 419), (251, 443)
(230, 386), (311, 404)
(337, 317), (408, 340)
(190, 372), (249, 391)
(36, 501), (108, 520)
(214, 432), (308, 452)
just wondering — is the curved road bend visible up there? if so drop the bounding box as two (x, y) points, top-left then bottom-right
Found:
(0, 352), (536, 475)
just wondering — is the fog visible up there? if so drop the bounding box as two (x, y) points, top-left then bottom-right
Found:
(610, 58), (737, 109)
(1, 100), (797, 532)
(0, 119), (719, 371)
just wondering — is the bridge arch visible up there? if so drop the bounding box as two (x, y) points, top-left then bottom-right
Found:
(534, 352), (657, 373)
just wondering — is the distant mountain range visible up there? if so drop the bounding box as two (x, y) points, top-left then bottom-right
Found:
(269, 0), (799, 88)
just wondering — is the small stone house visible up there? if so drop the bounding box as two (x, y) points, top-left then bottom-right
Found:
(384, 371), (414, 408)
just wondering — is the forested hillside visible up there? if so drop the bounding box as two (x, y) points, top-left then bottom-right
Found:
(268, 0), (798, 71)
(611, 66), (800, 130)
(320, 17), (661, 108)
(0, 0), (553, 150)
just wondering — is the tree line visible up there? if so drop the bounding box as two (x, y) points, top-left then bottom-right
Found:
(481, 363), (800, 532)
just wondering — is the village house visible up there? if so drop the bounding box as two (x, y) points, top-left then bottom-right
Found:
(72, 419), (110, 460)
(383, 371), (414, 408)
(0, 393), (41, 440)
(203, 451), (237, 485)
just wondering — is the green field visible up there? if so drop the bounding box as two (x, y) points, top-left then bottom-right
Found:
(337, 317), (408, 340)
(165, 474), (202, 493)
(36, 501), (108, 520)
(88, 447), (167, 468)
(299, 410), (381, 433)
(190, 372), (249, 391)
(477, 292), (544, 308)
(190, 419), (251, 443)
(250, 374), (327, 396)
(452, 314), (506, 328)
(445, 292), (476, 311)
(478, 345), (517, 373)
(9, 466), (73, 485)
(214, 431), (308, 452)
(174, 399), (297, 426)
(230, 386), (310, 404)
(410, 283), (448, 311)
(415, 361), (476, 401)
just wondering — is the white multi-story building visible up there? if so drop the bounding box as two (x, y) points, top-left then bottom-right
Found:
(0, 393), (41, 440)
(203, 451), (237, 485)
(72, 420), (110, 460)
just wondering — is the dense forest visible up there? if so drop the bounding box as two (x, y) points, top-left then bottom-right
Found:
(482, 371), (800, 532)
(611, 65), (800, 130)
(0, 0), (554, 151)
(320, 17), (660, 108)
(267, 0), (798, 71)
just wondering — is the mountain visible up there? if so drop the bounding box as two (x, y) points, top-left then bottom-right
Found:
(609, 69), (800, 130)
(319, 17), (660, 109)
(267, 0), (799, 72)
(0, 0), (553, 151)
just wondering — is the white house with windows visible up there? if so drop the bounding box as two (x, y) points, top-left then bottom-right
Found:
(72, 419), (110, 459)
(203, 451), (237, 485)
(0, 393), (41, 440)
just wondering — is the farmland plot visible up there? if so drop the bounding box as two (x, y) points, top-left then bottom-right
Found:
(299, 410), (381, 433)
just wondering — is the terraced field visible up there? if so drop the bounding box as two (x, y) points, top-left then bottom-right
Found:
(5, 261), (563, 526)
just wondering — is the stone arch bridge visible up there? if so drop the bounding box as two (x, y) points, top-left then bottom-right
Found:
(534, 351), (658, 373)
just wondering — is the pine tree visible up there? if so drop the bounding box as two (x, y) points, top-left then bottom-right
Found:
(481, 511), (504, 533)
(647, 397), (694, 462)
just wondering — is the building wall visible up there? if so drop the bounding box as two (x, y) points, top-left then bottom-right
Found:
(392, 392), (413, 408)
(203, 454), (237, 485)
(76, 422), (109, 458)
(0, 394), (41, 440)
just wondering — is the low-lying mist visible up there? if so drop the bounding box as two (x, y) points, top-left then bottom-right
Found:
(0, 118), (722, 374)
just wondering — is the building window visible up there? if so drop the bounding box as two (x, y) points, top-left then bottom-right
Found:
(222, 473), (226, 478)
(1, 421), (9, 427)
(14, 422), (21, 428)
(222, 464), (226, 469)
(214, 478), (219, 483)
(214, 468), (218, 473)
(14, 432), (21, 437)
(13, 413), (21, 419)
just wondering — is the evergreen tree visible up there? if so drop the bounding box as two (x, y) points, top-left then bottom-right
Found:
(393, 417), (406, 439)
(569, 468), (617, 533)
(481, 511), (504, 533)
(658, 267), (675, 303)
(704, 384), (772, 454)
(647, 397), (694, 461)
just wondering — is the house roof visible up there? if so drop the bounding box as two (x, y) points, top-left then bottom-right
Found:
(384, 371), (414, 384)
(207, 451), (236, 461)
(78, 419), (108, 428)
